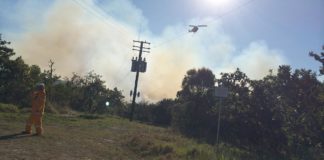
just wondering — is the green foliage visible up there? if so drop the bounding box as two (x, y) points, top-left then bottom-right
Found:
(78, 114), (103, 120)
(132, 101), (154, 122)
(177, 67), (216, 100)
(171, 66), (324, 159)
(0, 103), (19, 113)
(151, 99), (175, 126)
(128, 66), (323, 159)
(309, 45), (324, 74)
(127, 134), (174, 157)
(128, 99), (175, 126)
(66, 72), (125, 114)
(0, 35), (126, 114)
(173, 68), (216, 139)
(0, 35), (43, 107)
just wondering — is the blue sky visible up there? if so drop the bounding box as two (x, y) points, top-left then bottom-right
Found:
(2, 0), (322, 70)
(133, 0), (324, 69)
(0, 0), (323, 100)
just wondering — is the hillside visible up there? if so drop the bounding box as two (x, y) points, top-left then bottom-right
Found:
(0, 112), (252, 160)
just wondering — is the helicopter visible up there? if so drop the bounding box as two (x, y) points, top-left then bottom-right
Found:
(188, 25), (207, 33)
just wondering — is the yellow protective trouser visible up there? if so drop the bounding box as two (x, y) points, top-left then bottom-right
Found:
(25, 114), (43, 135)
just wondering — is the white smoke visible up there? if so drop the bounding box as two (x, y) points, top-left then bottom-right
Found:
(6, 0), (286, 101)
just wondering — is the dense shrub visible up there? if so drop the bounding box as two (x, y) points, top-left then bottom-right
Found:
(0, 103), (20, 113)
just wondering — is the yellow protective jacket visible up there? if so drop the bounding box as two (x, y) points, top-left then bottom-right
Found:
(31, 90), (46, 116)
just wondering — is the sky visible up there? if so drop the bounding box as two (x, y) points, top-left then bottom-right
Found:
(0, 0), (323, 101)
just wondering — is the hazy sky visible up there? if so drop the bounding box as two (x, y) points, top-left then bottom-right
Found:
(0, 0), (323, 101)
(135, 0), (324, 68)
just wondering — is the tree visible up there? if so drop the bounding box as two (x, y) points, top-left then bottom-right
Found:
(150, 98), (175, 126)
(284, 69), (323, 157)
(248, 67), (289, 155)
(174, 68), (216, 140)
(177, 68), (215, 100)
(67, 71), (125, 114)
(309, 45), (324, 74)
(42, 59), (61, 102)
(214, 68), (256, 147)
(0, 34), (37, 106)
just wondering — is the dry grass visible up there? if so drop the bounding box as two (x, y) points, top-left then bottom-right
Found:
(0, 112), (249, 160)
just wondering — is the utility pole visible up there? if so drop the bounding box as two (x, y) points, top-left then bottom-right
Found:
(129, 40), (150, 121)
(214, 86), (229, 149)
(216, 97), (222, 145)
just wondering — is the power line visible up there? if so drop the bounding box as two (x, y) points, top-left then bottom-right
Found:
(137, 22), (143, 41)
(73, 0), (130, 36)
(72, 0), (138, 89)
(205, 0), (257, 24)
(111, 57), (133, 87)
(110, 25), (147, 89)
(152, 30), (188, 49)
(72, 0), (132, 47)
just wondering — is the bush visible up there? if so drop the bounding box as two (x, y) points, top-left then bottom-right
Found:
(133, 102), (154, 122)
(108, 103), (129, 117)
(78, 114), (102, 120)
(150, 99), (174, 126)
(129, 99), (175, 126)
(126, 134), (174, 156)
(0, 103), (20, 113)
(45, 102), (76, 114)
(44, 102), (59, 114)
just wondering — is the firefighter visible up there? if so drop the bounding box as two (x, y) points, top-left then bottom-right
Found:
(22, 83), (46, 136)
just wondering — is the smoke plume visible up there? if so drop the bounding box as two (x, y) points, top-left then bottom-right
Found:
(10, 0), (285, 101)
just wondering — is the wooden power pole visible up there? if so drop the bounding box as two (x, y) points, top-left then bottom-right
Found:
(129, 40), (150, 121)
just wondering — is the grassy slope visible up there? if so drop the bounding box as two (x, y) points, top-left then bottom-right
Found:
(0, 112), (250, 160)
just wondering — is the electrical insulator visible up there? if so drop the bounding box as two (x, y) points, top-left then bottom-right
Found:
(137, 92), (140, 97)
(130, 90), (133, 97)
